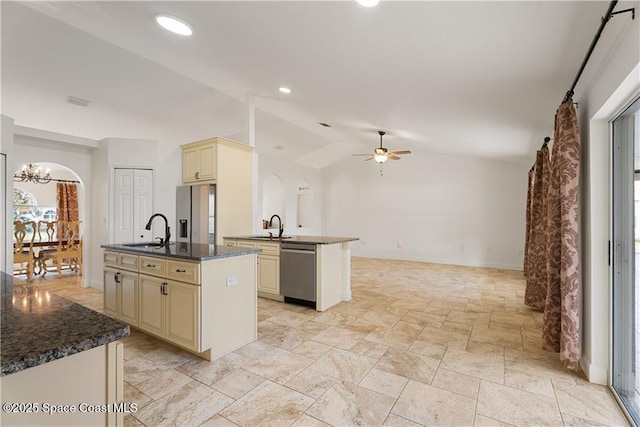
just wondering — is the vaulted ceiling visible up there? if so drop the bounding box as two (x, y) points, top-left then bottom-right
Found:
(1, 1), (631, 167)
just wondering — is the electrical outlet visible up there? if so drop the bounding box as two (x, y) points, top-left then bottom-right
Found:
(226, 276), (238, 287)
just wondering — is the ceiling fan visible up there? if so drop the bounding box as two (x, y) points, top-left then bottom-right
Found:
(352, 131), (412, 163)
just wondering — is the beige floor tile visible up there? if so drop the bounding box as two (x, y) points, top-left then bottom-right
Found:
(176, 352), (250, 385)
(469, 325), (523, 350)
(123, 415), (145, 427)
(349, 339), (390, 360)
(285, 368), (337, 399)
(243, 347), (314, 384)
(417, 324), (470, 350)
(473, 414), (514, 426)
(375, 347), (439, 384)
(134, 369), (194, 400)
(465, 340), (505, 357)
(306, 381), (395, 426)
(291, 340), (333, 359)
(124, 356), (171, 385)
(431, 367), (480, 398)
(382, 413), (424, 426)
(365, 327), (416, 350)
(123, 382), (153, 410)
(359, 367), (409, 398)
(357, 310), (403, 328)
(429, 297), (469, 312)
(268, 310), (317, 328)
(392, 379), (476, 426)
(504, 349), (576, 384)
(476, 380), (563, 426)
(392, 320), (425, 338)
(490, 310), (537, 328)
(291, 414), (331, 427)
(553, 380), (629, 426)
(402, 310), (447, 328)
(446, 310), (491, 328)
(504, 368), (555, 398)
(211, 368), (265, 399)
(407, 340), (446, 360)
(310, 325), (366, 349)
(199, 414), (238, 426)
(440, 349), (504, 383)
(220, 380), (313, 426)
(233, 340), (277, 360)
(135, 381), (233, 426)
(310, 348), (376, 383)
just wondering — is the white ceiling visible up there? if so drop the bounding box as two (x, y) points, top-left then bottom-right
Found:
(1, 1), (632, 167)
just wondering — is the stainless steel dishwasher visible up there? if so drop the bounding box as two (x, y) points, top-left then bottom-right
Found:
(280, 242), (317, 308)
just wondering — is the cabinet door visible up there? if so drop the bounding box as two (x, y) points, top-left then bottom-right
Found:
(182, 147), (199, 183)
(119, 271), (138, 326)
(197, 144), (216, 181)
(138, 275), (165, 337)
(258, 254), (280, 295)
(166, 281), (200, 352)
(103, 267), (118, 318)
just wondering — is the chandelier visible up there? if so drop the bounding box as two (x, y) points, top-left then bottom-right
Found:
(13, 163), (51, 184)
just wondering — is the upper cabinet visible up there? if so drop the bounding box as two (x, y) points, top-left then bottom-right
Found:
(182, 137), (252, 184)
(181, 137), (254, 244)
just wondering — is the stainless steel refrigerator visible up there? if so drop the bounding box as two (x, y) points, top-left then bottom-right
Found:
(176, 184), (216, 244)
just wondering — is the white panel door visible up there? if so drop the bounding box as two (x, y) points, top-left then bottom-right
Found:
(113, 169), (134, 244)
(113, 168), (153, 243)
(134, 169), (153, 242)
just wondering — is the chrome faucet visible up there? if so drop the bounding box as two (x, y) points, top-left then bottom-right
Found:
(269, 214), (284, 238)
(145, 213), (171, 245)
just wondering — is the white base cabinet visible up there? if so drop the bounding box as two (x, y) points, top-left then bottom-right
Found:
(103, 252), (139, 326)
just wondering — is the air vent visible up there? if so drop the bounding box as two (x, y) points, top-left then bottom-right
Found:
(319, 122), (331, 128)
(66, 96), (90, 107)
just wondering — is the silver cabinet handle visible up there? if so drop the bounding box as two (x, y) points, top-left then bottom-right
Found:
(176, 269), (186, 273)
(146, 264), (156, 268)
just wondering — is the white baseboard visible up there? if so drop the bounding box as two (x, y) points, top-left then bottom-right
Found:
(580, 355), (607, 385)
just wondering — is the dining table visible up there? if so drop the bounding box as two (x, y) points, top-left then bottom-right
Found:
(13, 240), (81, 281)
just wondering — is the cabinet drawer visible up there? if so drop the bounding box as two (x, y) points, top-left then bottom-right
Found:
(223, 239), (237, 247)
(104, 251), (119, 268)
(257, 242), (279, 255)
(166, 260), (201, 285)
(139, 256), (166, 277)
(120, 254), (139, 272)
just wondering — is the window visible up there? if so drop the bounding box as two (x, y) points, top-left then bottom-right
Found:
(296, 181), (312, 228)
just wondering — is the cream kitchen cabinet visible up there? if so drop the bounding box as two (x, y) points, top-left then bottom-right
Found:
(102, 244), (258, 361)
(138, 274), (201, 352)
(224, 239), (281, 300)
(182, 142), (216, 183)
(103, 251), (139, 326)
(181, 137), (254, 245)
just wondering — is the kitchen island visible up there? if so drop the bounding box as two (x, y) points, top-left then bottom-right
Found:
(224, 235), (358, 311)
(100, 242), (260, 361)
(0, 271), (129, 426)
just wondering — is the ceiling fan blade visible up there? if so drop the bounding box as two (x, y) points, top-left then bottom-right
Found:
(388, 150), (412, 155)
(352, 154), (373, 156)
(388, 155), (401, 160)
(364, 156), (374, 161)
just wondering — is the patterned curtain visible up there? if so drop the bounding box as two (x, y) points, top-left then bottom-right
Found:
(542, 101), (581, 370)
(56, 183), (79, 221)
(524, 146), (550, 310)
(524, 167), (534, 276)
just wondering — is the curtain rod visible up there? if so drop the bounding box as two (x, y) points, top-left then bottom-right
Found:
(563, 1), (634, 104)
(51, 179), (80, 184)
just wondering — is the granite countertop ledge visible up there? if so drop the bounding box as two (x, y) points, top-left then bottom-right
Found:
(1, 272), (129, 376)
(225, 235), (360, 245)
(101, 242), (261, 261)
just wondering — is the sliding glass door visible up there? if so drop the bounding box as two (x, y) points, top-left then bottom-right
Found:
(612, 96), (640, 423)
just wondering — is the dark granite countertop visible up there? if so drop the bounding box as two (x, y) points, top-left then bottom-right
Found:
(224, 235), (359, 245)
(101, 242), (261, 261)
(1, 272), (129, 376)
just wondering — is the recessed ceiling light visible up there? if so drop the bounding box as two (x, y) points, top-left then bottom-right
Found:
(155, 14), (193, 36)
(279, 87), (291, 94)
(356, 0), (379, 7)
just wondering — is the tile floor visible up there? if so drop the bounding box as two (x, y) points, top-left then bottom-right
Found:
(29, 257), (629, 426)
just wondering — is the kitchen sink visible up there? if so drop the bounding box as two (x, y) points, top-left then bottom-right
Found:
(249, 235), (293, 240)
(122, 242), (173, 248)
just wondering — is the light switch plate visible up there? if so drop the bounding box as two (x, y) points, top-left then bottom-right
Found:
(226, 276), (238, 287)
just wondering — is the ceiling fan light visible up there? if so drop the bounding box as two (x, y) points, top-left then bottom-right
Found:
(155, 14), (193, 36)
(374, 154), (388, 163)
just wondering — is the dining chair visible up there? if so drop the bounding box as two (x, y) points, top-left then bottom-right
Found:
(35, 221), (57, 275)
(13, 220), (36, 282)
(40, 220), (83, 278)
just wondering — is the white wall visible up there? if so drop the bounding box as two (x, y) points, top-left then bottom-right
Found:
(577, 11), (640, 384)
(322, 150), (527, 270)
(257, 152), (323, 236)
(1, 115), (15, 271)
